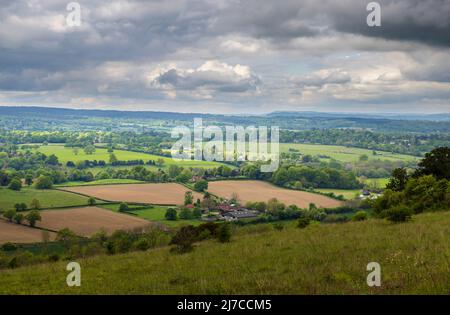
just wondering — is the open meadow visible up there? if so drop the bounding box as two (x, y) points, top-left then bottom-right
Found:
(61, 183), (203, 205)
(32, 144), (225, 169)
(280, 143), (418, 162)
(0, 187), (93, 211)
(208, 180), (342, 208)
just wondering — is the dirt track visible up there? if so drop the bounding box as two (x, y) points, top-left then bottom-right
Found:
(208, 180), (342, 208)
(62, 183), (202, 205)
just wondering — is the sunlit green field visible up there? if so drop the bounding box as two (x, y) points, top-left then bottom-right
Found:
(99, 204), (203, 227)
(55, 179), (144, 187)
(1, 211), (448, 294)
(363, 177), (390, 188)
(314, 188), (360, 200)
(0, 187), (92, 211)
(280, 143), (418, 162)
(32, 144), (226, 169)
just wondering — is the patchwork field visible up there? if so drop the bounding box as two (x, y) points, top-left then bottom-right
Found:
(0, 187), (92, 211)
(32, 144), (225, 169)
(35, 207), (151, 236)
(314, 188), (360, 200)
(0, 220), (56, 244)
(62, 183), (203, 205)
(208, 180), (342, 208)
(280, 143), (418, 162)
(100, 204), (203, 227)
(55, 179), (144, 187)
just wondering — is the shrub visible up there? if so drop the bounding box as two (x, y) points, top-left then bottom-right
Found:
(194, 180), (208, 192)
(14, 203), (27, 211)
(25, 210), (41, 227)
(217, 223), (232, 243)
(170, 225), (198, 253)
(1, 243), (17, 251)
(273, 222), (284, 231)
(297, 217), (310, 229)
(88, 197), (96, 206)
(352, 211), (368, 221)
(34, 175), (53, 189)
(165, 208), (178, 221)
(179, 207), (193, 220)
(322, 214), (349, 223)
(29, 199), (41, 210)
(383, 205), (413, 223)
(3, 209), (16, 222)
(133, 238), (150, 251)
(13, 213), (24, 224)
(118, 202), (129, 212)
(8, 179), (22, 191)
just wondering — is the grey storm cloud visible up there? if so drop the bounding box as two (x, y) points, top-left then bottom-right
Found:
(0, 0), (449, 113)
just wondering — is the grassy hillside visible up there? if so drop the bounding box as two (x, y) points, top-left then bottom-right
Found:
(0, 187), (92, 210)
(0, 211), (449, 294)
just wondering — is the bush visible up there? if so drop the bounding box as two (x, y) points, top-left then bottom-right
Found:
(217, 223), (232, 243)
(118, 202), (129, 212)
(29, 199), (41, 210)
(272, 222), (284, 231)
(34, 175), (53, 189)
(3, 209), (16, 222)
(179, 208), (193, 220)
(322, 214), (349, 223)
(14, 203), (27, 211)
(352, 211), (368, 221)
(13, 213), (24, 224)
(165, 208), (178, 220)
(8, 179), (22, 191)
(88, 197), (96, 206)
(383, 205), (413, 223)
(193, 180), (208, 192)
(170, 225), (198, 253)
(297, 217), (310, 229)
(1, 243), (17, 251)
(25, 210), (41, 227)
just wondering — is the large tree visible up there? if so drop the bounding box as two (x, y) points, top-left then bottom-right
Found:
(415, 147), (450, 180)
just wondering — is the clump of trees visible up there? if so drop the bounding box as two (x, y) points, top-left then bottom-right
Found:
(372, 147), (450, 222)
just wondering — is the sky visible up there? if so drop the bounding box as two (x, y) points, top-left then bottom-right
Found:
(0, 0), (449, 114)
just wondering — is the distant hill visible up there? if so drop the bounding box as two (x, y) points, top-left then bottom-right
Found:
(1, 106), (450, 132)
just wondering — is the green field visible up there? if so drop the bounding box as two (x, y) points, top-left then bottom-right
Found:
(0, 211), (448, 294)
(363, 177), (390, 188)
(315, 188), (360, 200)
(33, 144), (226, 169)
(281, 143), (418, 162)
(0, 187), (93, 211)
(99, 204), (203, 227)
(55, 179), (145, 187)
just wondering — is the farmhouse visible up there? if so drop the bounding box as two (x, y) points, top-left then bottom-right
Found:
(221, 210), (258, 221)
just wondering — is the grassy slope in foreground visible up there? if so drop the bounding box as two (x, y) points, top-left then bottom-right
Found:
(1, 211), (449, 294)
(0, 187), (91, 210)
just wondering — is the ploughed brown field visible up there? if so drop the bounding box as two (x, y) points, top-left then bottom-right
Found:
(62, 183), (202, 205)
(35, 207), (151, 236)
(0, 219), (56, 244)
(208, 180), (342, 208)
